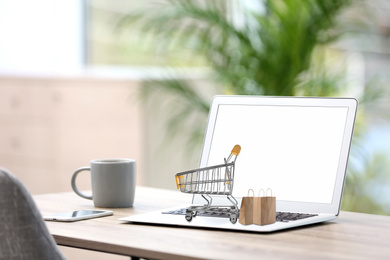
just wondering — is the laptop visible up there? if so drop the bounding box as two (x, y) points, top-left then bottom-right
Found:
(120, 95), (358, 232)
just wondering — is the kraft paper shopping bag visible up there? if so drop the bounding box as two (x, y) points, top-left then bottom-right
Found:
(239, 188), (276, 226)
(238, 189), (256, 225)
(256, 189), (276, 225)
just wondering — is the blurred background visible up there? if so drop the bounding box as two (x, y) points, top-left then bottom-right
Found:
(1, 0), (390, 258)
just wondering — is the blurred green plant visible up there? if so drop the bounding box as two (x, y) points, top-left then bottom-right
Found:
(120, 0), (390, 215)
(343, 150), (390, 215)
(121, 0), (355, 148)
(122, 0), (352, 95)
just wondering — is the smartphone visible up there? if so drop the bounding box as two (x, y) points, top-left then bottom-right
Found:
(43, 209), (113, 222)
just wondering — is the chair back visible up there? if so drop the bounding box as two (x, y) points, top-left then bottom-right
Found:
(0, 168), (66, 260)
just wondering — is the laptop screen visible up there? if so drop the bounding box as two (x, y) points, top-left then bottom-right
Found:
(196, 96), (357, 214)
(206, 104), (348, 204)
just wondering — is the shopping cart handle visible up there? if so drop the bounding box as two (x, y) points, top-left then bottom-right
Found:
(175, 175), (181, 189)
(231, 145), (241, 156)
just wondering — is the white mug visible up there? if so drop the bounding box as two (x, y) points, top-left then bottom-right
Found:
(71, 159), (136, 208)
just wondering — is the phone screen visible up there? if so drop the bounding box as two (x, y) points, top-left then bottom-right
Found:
(44, 210), (113, 222)
(55, 210), (106, 217)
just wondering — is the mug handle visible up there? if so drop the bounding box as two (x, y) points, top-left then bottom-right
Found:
(71, 167), (93, 200)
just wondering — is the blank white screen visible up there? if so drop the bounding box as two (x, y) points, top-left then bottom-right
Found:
(206, 105), (348, 204)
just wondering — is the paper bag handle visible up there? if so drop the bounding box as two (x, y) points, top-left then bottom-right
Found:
(247, 189), (255, 197)
(258, 189), (265, 197)
(258, 188), (273, 197)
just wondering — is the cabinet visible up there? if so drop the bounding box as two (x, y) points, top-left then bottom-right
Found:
(0, 76), (142, 194)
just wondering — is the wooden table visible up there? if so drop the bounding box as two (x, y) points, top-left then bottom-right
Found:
(33, 186), (390, 260)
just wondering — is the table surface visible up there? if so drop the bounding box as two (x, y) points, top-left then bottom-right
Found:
(33, 186), (390, 260)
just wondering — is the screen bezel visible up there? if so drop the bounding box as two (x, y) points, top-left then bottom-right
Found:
(193, 95), (358, 215)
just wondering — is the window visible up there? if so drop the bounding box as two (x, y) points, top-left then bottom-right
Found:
(86, 0), (207, 67)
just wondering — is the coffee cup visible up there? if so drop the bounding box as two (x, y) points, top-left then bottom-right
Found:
(71, 159), (136, 208)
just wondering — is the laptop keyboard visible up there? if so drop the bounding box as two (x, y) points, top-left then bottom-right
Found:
(163, 208), (317, 222)
(163, 208), (233, 218)
(276, 212), (318, 222)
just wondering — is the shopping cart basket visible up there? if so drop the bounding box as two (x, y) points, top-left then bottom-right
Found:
(175, 145), (241, 224)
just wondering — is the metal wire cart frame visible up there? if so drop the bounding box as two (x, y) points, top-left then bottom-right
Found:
(175, 145), (241, 224)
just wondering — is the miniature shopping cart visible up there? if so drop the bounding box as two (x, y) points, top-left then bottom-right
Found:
(175, 145), (241, 224)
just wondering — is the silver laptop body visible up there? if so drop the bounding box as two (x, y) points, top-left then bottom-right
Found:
(120, 95), (358, 232)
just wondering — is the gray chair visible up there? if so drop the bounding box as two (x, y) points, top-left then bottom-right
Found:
(0, 168), (66, 260)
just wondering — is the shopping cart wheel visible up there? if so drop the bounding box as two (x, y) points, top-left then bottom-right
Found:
(185, 210), (193, 221)
(192, 211), (197, 217)
(230, 213), (237, 224)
